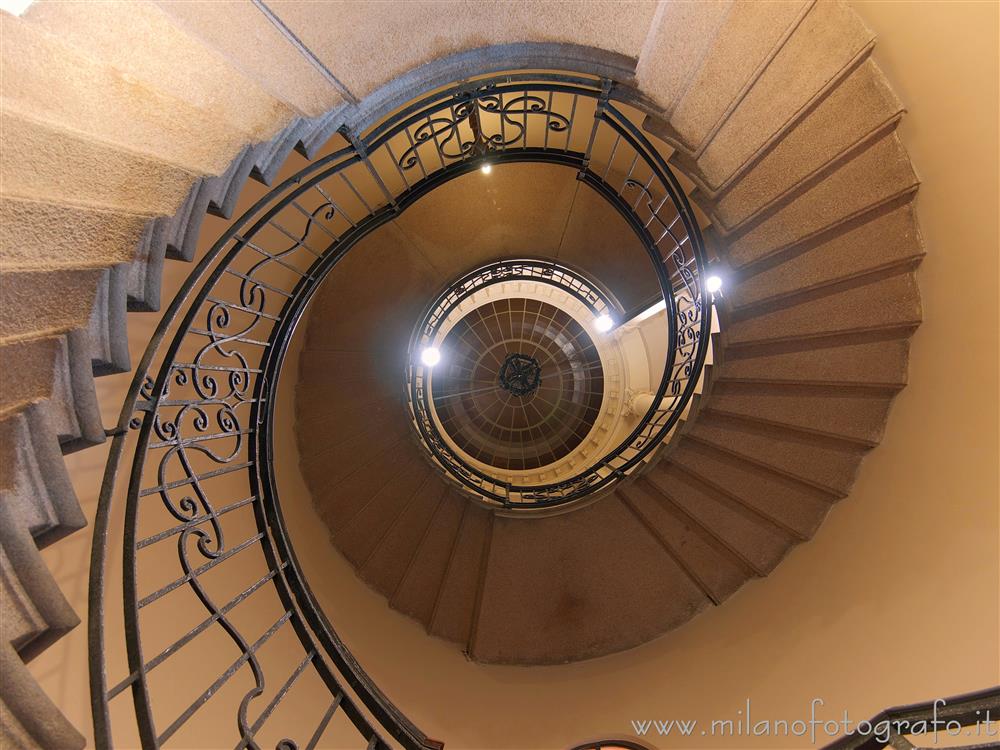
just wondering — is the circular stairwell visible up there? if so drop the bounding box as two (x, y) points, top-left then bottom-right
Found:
(0, 2), (925, 745)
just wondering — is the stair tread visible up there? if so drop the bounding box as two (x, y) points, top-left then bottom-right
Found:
(726, 270), (921, 347)
(472, 495), (709, 664)
(429, 503), (492, 646)
(644, 465), (793, 574)
(708, 58), (902, 227)
(668, 440), (834, 539)
(724, 132), (918, 269)
(706, 382), (895, 445)
(719, 339), (910, 388)
(695, 0), (876, 190)
(730, 203), (923, 313)
(618, 485), (749, 604)
(391, 491), (467, 626)
(360, 481), (449, 596)
(669, 1), (810, 152)
(336, 452), (433, 567)
(686, 413), (867, 495)
(309, 429), (415, 532)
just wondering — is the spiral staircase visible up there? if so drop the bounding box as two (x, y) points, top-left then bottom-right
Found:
(0, 1), (945, 747)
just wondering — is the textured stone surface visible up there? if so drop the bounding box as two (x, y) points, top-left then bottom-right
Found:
(474, 495), (707, 664)
(617, 484), (748, 604)
(706, 382), (894, 446)
(726, 271), (922, 347)
(152, 0), (343, 117)
(1, 196), (147, 271)
(270, 0), (658, 101)
(2, 17), (245, 174)
(729, 203), (924, 312)
(667, 440), (833, 538)
(643, 467), (792, 574)
(0, 338), (58, 418)
(686, 413), (867, 496)
(391, 493), (466, 625)
(706, 59), (903, 222)
(668, 0), (810, 152)
(693, 0), (875, 190)
(26, 0), (292, 142)
(430, 504), (491, 646)
(1, 108), (195, 216)
(636, 0), (733, 114)
(360, 481), (448, 596)
(725, 132), (919, 267)
(719, 340), (911, 388)
(0, 269), (102, 344)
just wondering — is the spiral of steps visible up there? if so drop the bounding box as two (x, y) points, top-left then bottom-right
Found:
(0, 1), (924, 745)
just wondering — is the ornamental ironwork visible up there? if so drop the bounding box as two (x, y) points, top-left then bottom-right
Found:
(498, 353), (542, 397)
(90, 71), (710, 750)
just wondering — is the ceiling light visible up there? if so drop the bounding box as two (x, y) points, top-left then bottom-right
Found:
(1, 0), (34, 15)
(480, 163), (492, 175)
(594, 314), (614, 333)
(420, 347), (441, 367)
(705, 275), (723, 294)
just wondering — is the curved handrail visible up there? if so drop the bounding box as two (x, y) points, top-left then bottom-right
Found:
(89, 72), (709, 749)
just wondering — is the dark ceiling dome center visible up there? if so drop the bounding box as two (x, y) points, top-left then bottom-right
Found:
(431, 298), (604, 472)
(498, 353), (542, 397)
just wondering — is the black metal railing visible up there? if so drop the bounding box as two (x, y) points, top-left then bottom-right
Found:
(89, 72), (709, 748)
(823, 686), (1000, 750)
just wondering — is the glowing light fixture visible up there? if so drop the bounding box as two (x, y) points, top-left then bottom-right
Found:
(480, 163), (492, 175)
(594, 314), (614, 333)
(420, 347), (441, 367)
(1, 0), (33, 15)
(706, 275), (723, 294)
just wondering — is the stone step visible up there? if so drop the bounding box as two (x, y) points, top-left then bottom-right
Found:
(721, 131), (919, 269)
(472, 495), (708, 664)
(86, 265), (131, 376)
(390, 491), (467, 627)
(428, 504), (491, 648)
(727, 203), (924, 315)
(49, 330), (105, 453)
(666, 439), (835, 540)
(25, 0), (292, 143)
(305, 426), (412, 525)
(152, 0), (344, 117)
(699, 58), (903, 226)
(643, 464), (795, 574)
(295, 391), (405, 444)
(677, 0), (876, 193)
(0, 403), (86, 749)
(2, 17), (246, 175)
(718, 339), (911, 389)
(0, 107), (195, 217)
(685, 412), (868, 496)
(0, 268), (103, 345)
(1, 196), (148, 273)
(335, 451), (434, 567)
(705, 382), (896, 447)
(617, 484), (749, 606)
(359, 480), (449, 597)
(725, 270), (922, 349)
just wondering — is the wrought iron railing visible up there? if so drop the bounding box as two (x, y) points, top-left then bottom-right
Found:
(400, 92), (710, 508)
(89, 72), (709, 748)
(406, 258), (627, 505)
(823, 686), (1000, 749)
